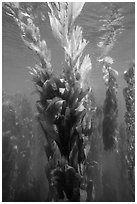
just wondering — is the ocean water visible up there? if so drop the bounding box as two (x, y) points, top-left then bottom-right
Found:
(2, 2), (135, 113)
(2, 2), (135, 202)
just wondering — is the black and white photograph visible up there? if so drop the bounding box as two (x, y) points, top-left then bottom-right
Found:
(2, 2), (135, 202)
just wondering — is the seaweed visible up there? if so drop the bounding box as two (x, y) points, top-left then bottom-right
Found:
(4, 2), (95, 201)
(98, 4), (124, 150)
(123, 62), (135, 201)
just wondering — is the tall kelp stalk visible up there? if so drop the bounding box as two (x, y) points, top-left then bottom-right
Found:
(117, 122), (131, 201)
(98, 4), (124, 150)
(48, 3), (96, 201)
(2, 93), (34, 201)
(123, 62), (135, 201)
(2, 99), (17, 201)
(2, 92), (51, 201)
(4, 2), (94, 201)
(85, 106), (104, 201)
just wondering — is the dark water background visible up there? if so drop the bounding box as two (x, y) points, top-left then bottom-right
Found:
(2, 2), (135, 202)
(2, 2), (135, 121)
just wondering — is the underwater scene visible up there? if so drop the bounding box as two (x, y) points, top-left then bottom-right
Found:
(2, 2), (135, 202)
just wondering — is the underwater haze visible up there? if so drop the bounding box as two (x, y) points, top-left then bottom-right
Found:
(3, 3), (135, 112)
(2, 2), (135, 202)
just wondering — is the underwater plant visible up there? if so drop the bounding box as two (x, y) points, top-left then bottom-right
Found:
(98, 4), (124, 150)
(3, 2), (134, 202)
(2, 92), (44, 201)
(123, 62), (135, 201)
(4, 2), (95, 201)
(2, 99), (17, 201)
(117, 122), (131, 201)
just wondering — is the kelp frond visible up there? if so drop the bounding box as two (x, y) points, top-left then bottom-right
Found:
(4, 2), (52, 76)
(123, 62), (135, 200)
(98, 4), (124, 150)
(48, 2), (91, 90)
(5, 2), (95, 201)
(47, 2), (94, 201)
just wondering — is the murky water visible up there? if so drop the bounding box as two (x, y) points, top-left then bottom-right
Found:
(2, 2), (135, 202)
(2, 3), (135, 108)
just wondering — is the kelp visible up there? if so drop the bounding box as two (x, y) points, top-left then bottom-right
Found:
(2, 93), (34, 201)
(4, 2), (95, 201)
(123, 62), (135, 201)
(2, 100), (17, 201)
(2, 92), (51, 201)
(98, 4), (124, 150)
(46, 3), (93, 200)
(3, 2), (133, 202)
(102, 69), (118, 150)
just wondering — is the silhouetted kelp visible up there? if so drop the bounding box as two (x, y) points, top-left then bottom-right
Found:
(98, 4), (124, 150)
(4, 2), (95, 201)
(3, 2), (135, 202)
(2, 92), (49, 201)
(123, 62), (135, 201)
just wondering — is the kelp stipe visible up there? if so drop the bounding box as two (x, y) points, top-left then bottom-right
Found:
(4, 2), (55, 158)
(102, 65), (119, 151)
(98, 4), (124, 151)
(123, 62), (135, 201)
(2, 92), (36, 201)
(2, 100), (17, 201)
(47, 3), (94, 201)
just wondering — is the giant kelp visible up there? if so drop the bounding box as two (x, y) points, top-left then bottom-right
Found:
(4, 2), (95, 201)
(2, 92), (48, 201)
(98, 4), (124, 150)
(123, 62), (135, 201)
(2, 93), (33, 201)
(3, 2), (135, 202)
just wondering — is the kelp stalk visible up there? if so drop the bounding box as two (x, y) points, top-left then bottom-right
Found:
(5, 2), (94, 201)
(98, 4), (124, 150)
(123, 62), (135, 200)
